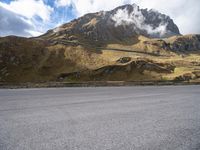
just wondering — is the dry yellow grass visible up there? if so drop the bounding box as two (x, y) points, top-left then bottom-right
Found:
(1, 35), (200, 83)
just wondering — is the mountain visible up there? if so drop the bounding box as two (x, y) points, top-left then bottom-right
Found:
(0, 4), (200, 84)
(41, 4), (180, 43)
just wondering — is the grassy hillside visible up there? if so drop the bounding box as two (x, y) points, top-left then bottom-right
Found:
(0, 35), (200, 83)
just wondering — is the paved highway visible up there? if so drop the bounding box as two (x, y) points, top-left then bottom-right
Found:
(0, 86), (200, 150)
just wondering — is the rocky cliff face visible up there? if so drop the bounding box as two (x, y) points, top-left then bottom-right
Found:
(41, 4), (180, 43)
(140, 34), (200, 51)
(166, 34), (200, 51)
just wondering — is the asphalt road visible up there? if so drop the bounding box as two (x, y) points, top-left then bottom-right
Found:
(0, 86), (200, 150)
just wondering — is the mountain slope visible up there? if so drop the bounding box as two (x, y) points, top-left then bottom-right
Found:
(0, 4), (200, 84)
(40, 4), (180, 43)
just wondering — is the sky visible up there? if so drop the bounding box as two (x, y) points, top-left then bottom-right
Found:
(0, 0), (200, 37)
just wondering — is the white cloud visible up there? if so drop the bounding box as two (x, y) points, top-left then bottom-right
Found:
(55, 0), (200, 35)
(0, 0), (53, 21)
(111, 5), (169, 37)
(134, 0), (200, 34)
(55, 0), (135, 16)
(26, 30), (43, 37)
(55, 0), (73, 7)
(0, 6), (33, 37)
(0, 0), (199, 37)
(0, 0), (54, 36)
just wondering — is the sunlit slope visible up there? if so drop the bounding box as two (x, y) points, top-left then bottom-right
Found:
(0, 4), (200, 83)
(0, 34), (200, 83)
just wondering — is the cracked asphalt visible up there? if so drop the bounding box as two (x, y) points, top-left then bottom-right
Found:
(0, 86), (200, 150)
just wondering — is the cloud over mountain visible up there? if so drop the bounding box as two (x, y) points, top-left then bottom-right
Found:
(0, 6), (33, 37)
(111, 5), (170, 37)
(0, 0), (53, 37)
(0, 0), (199, 37)
(134, 0), (200, 34)
(56, 0), (200, 35)
(55, 0), (135, 16)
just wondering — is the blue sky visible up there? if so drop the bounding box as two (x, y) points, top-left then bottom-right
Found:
(0, 0), (200, 37)
(0, 0), (77, 36)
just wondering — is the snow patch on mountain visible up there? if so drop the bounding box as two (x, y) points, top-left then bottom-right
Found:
(111, 5), (169, 37)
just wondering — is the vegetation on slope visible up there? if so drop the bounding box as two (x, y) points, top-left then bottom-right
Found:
(0, 35), (200, 83)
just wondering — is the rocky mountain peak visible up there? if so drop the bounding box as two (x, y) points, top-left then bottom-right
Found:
(41, 4), (180, 42)
(111, 4), (180, 37)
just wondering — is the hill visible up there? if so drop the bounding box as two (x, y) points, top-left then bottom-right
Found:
(0, 4), (200, 84)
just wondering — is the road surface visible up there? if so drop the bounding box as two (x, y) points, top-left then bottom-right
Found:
(0, 86), (200, 150)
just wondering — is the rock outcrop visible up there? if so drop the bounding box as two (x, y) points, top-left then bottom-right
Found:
(41, 4), (180, 43)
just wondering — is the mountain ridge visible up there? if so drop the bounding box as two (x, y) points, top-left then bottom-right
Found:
(0, 4), (200, 84)
(40, 4), (180, 43)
